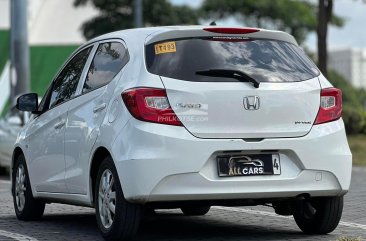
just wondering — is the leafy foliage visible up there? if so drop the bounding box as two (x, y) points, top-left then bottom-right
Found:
(200, 0), (344, 44)
(74, 0), (199, 39)
(348, 134), (366, 165)
(328, 70), (366, 135)
(343, 106), (365, 134)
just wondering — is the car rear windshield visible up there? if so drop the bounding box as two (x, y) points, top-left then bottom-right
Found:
(145, 37), (319, 83)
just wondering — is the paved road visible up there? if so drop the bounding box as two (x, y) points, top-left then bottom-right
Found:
(0, 168), (365, 241)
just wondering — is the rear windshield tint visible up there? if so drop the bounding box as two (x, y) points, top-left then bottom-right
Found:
(145, 37), (319, 83)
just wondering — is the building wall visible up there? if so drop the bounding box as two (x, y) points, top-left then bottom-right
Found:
(30, 45), (78, 94)
(1, 30), (78, 95)
(361, 50), (366, 89)
(1, 0), (99, 45)
(328, 49), (352, 84)
(0, 0), (92, 94)
(0, 30), (9, 73)
(28, 0), (99, 45)
(0, 0), (10, 29)
(328, 48), (366, 89)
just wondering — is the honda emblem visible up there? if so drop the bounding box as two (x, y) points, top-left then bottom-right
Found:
(243, 96), (260, 110)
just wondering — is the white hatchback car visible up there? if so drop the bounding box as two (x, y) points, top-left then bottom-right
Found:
(12, 26), (352, 241)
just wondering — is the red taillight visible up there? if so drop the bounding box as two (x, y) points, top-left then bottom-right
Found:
(122, 88), (183, 126)
(203, 27), (260, 34)
(314, 88), (342, 125)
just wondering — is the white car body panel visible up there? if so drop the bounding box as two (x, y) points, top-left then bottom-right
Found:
(162, 76), (321, 138)
(26, 102), (70, 193)
(111, 118), (351, 204)
(64, 86), (107, 194)
(11, 26), (352, 208)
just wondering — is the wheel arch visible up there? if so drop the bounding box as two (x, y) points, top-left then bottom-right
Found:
(89, 146), (113, 205)
(11, 146), (25, 196)
(12, 146), (24, 170)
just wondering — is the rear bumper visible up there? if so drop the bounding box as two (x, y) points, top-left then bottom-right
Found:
(146, 170), (341, 202)
(111, 119), (352, 204)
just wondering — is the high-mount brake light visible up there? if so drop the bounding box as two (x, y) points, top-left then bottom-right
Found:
(314, 88), (342, 125)
(122, 88), (183, 126)
(203, 27), (260, 34)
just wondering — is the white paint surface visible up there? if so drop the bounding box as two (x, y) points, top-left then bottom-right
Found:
(0, 229), (39, 241)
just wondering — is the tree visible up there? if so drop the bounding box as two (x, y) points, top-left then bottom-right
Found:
(201, 0), (315, 44)
(200, 0), (343, 45)
(317, 0), (332, 76)
(74, 0), (199, 39)
(317, 0), (345, 76)
(328, 70), (366, 135)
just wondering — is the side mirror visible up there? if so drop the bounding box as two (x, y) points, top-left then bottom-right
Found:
(16, 93), (39, 112)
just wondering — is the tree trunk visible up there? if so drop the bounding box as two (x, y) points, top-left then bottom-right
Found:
(317, 0), (333, 77)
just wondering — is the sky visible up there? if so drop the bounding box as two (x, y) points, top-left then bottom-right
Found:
(171, 0), (366, 51)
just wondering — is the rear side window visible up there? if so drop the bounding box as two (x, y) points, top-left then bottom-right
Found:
(82, 42), (129, 93)
(145, 37), (319, 83)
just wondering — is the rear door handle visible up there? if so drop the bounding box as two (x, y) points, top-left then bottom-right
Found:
(54, 120), (66, 129)
(93, 103), (107, 113)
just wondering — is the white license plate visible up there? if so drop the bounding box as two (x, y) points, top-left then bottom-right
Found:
(217, 153), (281, 177)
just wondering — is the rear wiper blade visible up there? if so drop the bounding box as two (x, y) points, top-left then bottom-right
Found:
(196, 69), (260, 88)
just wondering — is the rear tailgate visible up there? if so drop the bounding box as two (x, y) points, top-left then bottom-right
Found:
(145, 27), (321, 139)
(162, 77), (320, 138)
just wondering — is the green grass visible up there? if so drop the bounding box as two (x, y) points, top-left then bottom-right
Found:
(348, 135), (366, 166)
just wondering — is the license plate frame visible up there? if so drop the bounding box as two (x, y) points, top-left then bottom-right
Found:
(217, 153), (281, 177)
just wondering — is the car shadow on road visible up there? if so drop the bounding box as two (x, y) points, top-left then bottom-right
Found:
(138, 211), (329, 241)
(0, 210), (337, 241)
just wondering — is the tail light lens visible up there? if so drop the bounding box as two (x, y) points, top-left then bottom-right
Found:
(122, 88), (183, 126)
(314, 88), (342, 125)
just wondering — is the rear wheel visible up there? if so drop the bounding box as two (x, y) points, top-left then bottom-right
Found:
(144, 207), (157, 216)
(12, 154), (45, 220)
(181, 206), (211, 216)
(293, 196), (343, 234)
(95, 157), (141, 241)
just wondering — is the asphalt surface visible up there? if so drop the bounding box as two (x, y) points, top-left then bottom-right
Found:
(0, 168), (365, 241)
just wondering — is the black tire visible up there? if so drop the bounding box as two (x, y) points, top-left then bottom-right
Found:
(144, 207), (157, 216)
(95, 156), (141, 241)
(12, 154), (45, 221)
(293, 196), (343, 234)
(181, 206), (211, 216)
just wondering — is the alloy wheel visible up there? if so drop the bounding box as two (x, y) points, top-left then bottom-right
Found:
(98, 169), (116, 229)
(15, 164), (26, 212)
